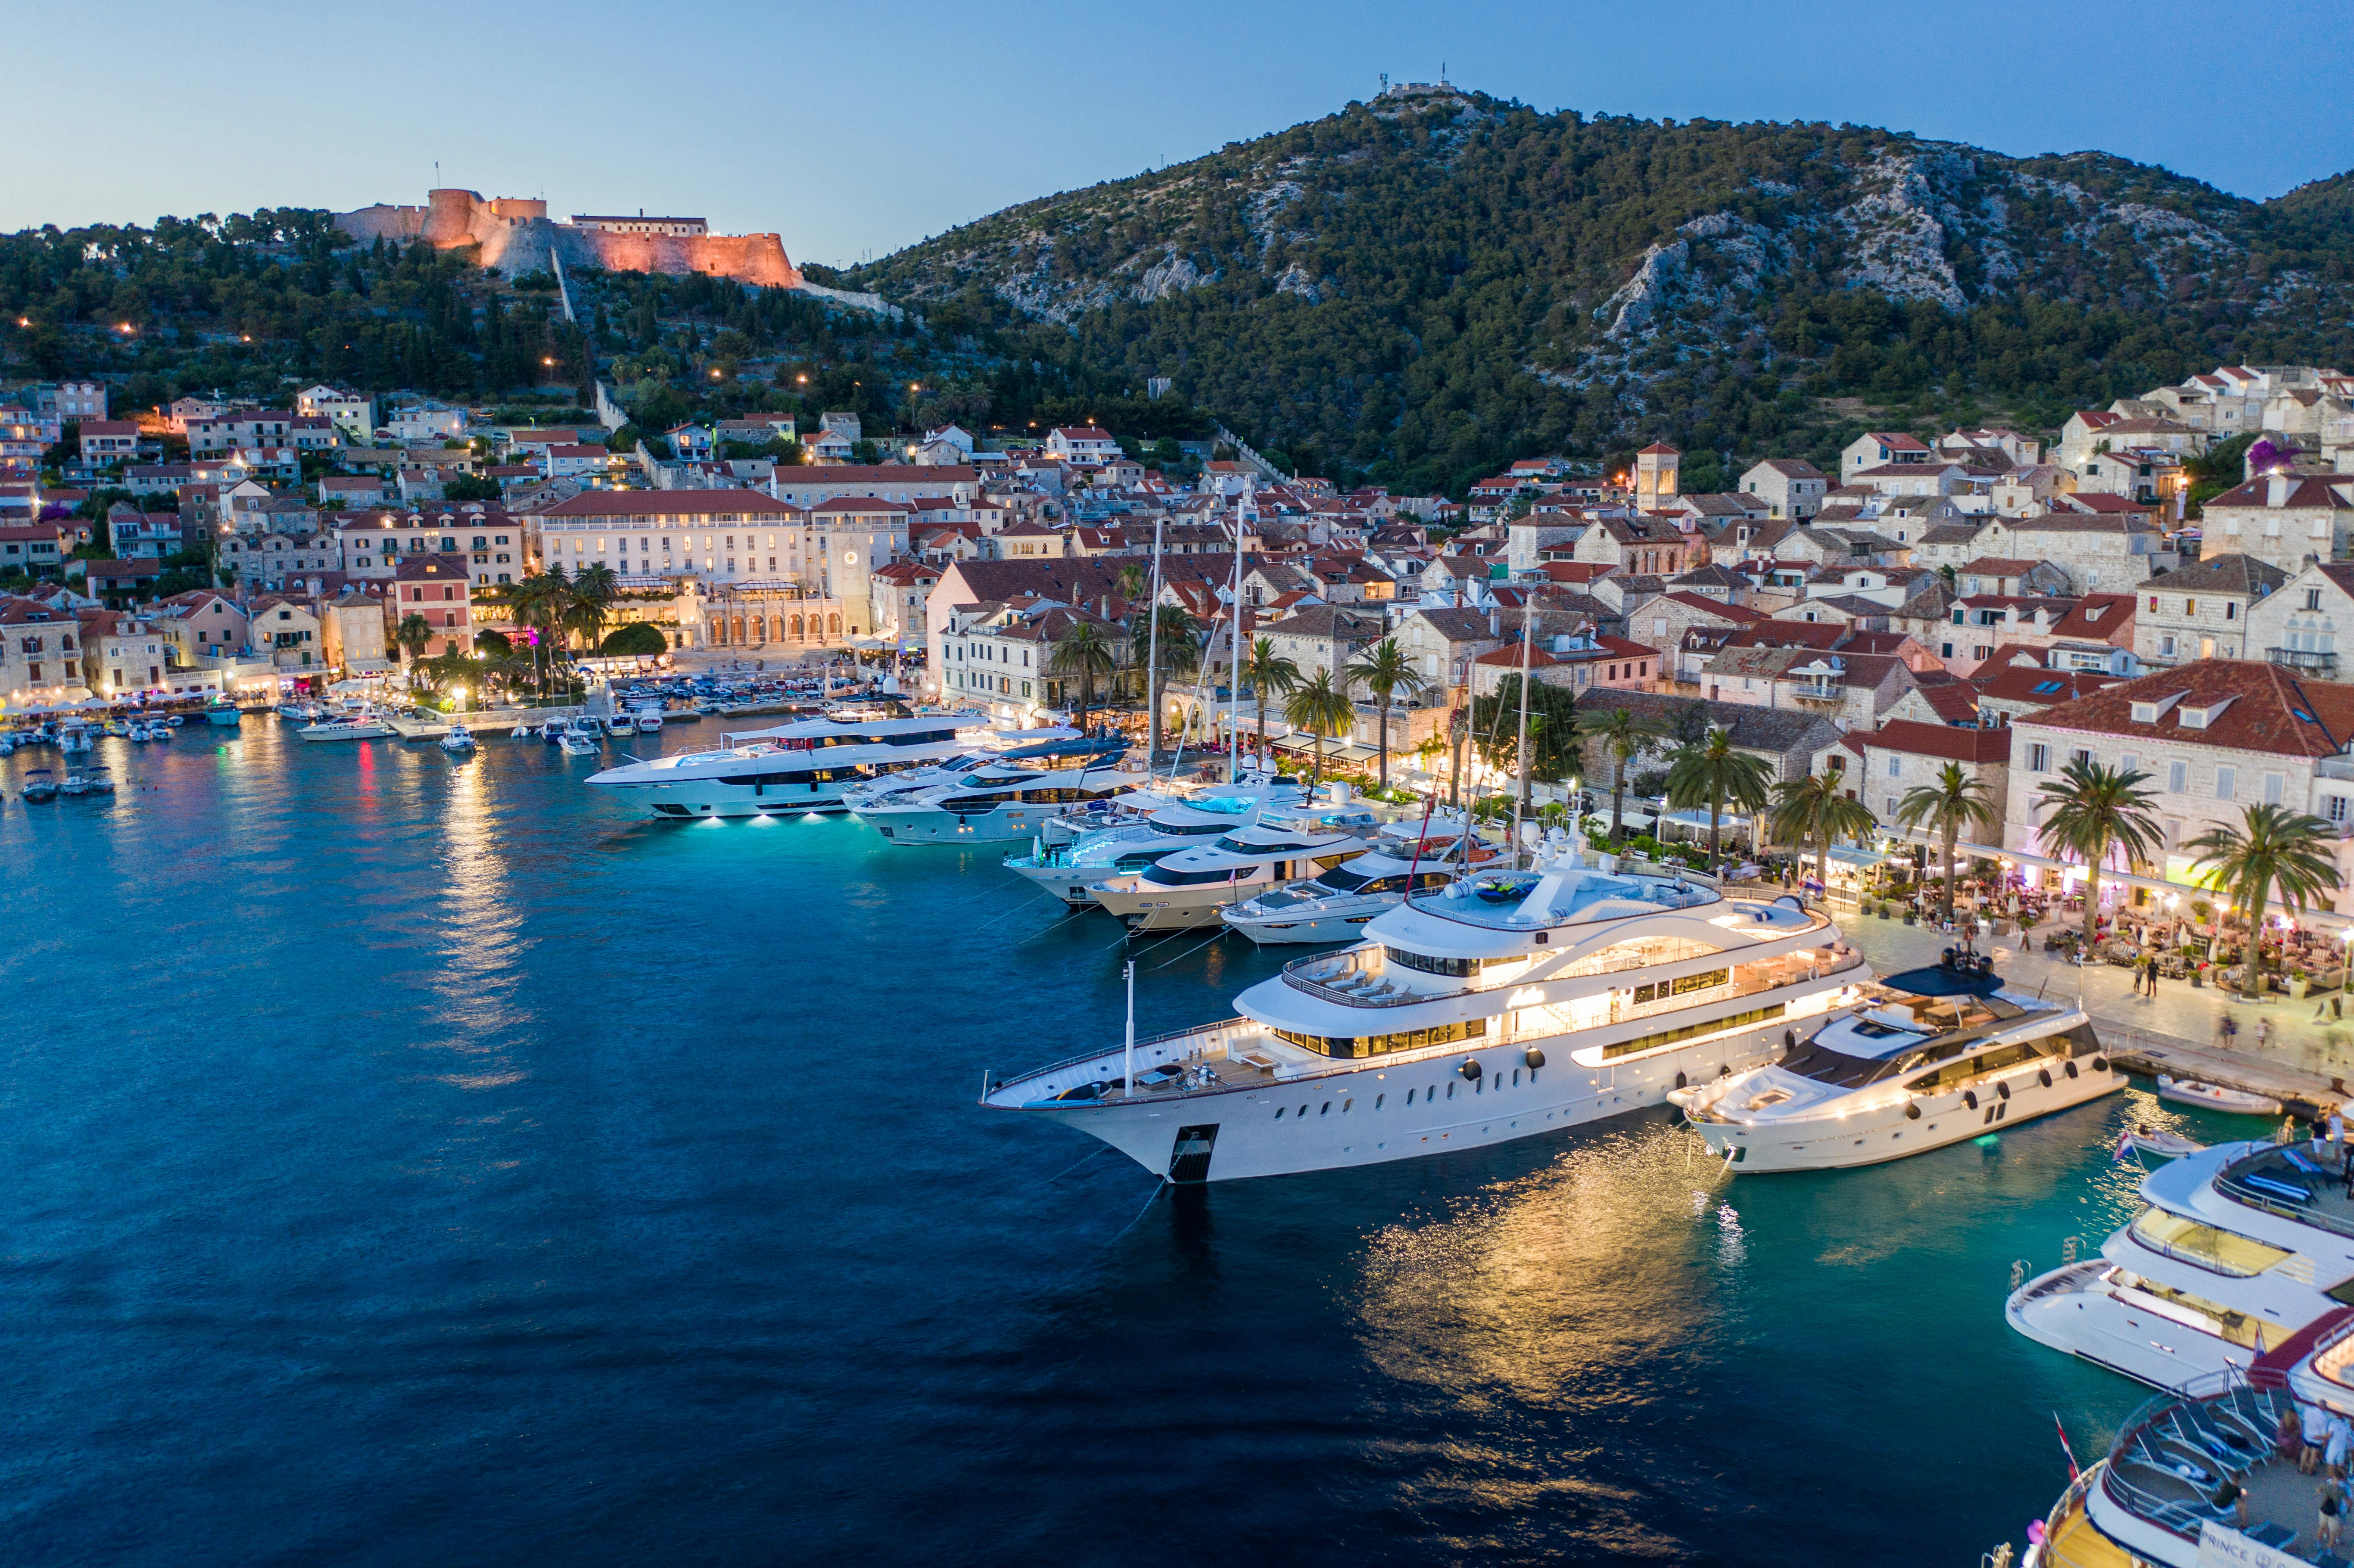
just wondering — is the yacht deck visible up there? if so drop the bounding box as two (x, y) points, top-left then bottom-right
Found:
(2092, 1374), (2351, 1563)
(2220, 1145), (2354, 1242)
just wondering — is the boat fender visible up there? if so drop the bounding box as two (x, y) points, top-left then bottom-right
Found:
(1523, 1048), (1545, 1069)
(1675, 1071), (1687, 1090)
(1964, 1090), (1979, 1110)
(1460, 1060), (1483, 1082)
(1905, 1101), (1921, 1120)
(1783, 1028), (1797, 1051)
(2038, 1068), (2053, 1088)
(2064, 1061), (2078, 1079)
(1996, 1081), (2011, 1101)
(2092, 1057), (2109, 1073)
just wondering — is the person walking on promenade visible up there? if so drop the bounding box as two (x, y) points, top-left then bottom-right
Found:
(2145, 955), (2161, 999)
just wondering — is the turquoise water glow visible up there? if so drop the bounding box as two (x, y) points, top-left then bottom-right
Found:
(0, 722), (2263, 1562)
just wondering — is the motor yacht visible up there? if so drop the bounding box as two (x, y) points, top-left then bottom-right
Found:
(58, 723), (93, 754)
(585, 712), (989, 819)
(1675, 956), (2115, 1173)
(1221, 829), (1496, 945)
(983, 840), (1858, 1183)
(838, 726), (1085, 813)
(634, 711), (664, 734)
(297, 713), (394, 741)
(2009, 1138), (2354, 1391)
(606, 715), (638, 738)
(205, 702), (240, 727)
(851, 740), (1145, 844)
(560, 733), (598, 756)
(440, 723), (476, 754)
(1087, 808), (1385, 932)
(1004, 788), (1304, 906)
(2032, 1375), (2316, 1568)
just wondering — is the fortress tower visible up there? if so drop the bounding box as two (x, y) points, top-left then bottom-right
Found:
(333, 189), (800, 289)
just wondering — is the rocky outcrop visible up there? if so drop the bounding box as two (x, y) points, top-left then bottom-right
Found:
(333, 190), (800, 289)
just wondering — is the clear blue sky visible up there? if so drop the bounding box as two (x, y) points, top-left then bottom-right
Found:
(9, 0), (2350, 266)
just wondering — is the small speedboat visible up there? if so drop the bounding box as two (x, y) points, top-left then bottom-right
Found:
(2156, 1073), (2284, 1117)
(440, 723), (476, 754)
(560, 734), (598, 756)
(84, 767), (114, 794)
(128, 723), (152, 742)
(149, 721), (172, 741)
(206, 704), (241, 727)
(20, 768), (57, 801)
(102, 719), (131, 738)
(511, 722), (539, 740)
(634, 711), (664, 734)
(2117, 1124), (2208, 1161)
(59, 769), (90, 796)
(607, 715), (637, 737)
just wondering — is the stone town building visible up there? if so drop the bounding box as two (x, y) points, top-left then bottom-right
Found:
(2243, 561), (2354, 682)
(1853, 720), (2013, 827)
(2197, 475), (2354, 576)
(2134, 554), (2286, 670)
(1700, 645), (1918, 728)
(2003, 660), (2354, 907)
(1738, 458), (1830, 521)
(391, 555), (472, 661)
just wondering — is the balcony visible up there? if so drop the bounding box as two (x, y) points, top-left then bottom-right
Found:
(2266, 646), (2337, 674)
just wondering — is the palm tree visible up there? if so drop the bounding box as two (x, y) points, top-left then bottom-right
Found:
(1240, 635), (1300, 777)
(1283, 670), (1355, 790)
(1343, 637), (1429, 790)
(395, 612), (433, 667)
(1577, 704), (1665, 847)
(1769, 767), (1881, 895)
(1128, 604), (1200, 757)
(1893, 762), (2004, 924)
(1115, 563), (1146, 605)
(1046, 618), (1116, 732)
(1666, 726), (1772, 866)
(2183, 803), (2343, 1002)
(2033, 759), (2166, 953)
(570, 561), (620, 652)
(509, 568), (574, 696)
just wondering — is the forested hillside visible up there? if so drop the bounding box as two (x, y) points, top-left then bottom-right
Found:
(853, 88), (2354, 492)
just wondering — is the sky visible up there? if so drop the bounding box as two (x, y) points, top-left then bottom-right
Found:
(8, 0), (2352, 266)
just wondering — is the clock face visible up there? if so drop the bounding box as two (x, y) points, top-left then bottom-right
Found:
(845, 551), (858, 564)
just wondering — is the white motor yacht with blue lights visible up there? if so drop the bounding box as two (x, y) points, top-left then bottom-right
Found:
(983, 835), (1858, 1182)
(837, 726), (1086, 813)
(850, 740), (1144, 844)
(582, 711), (983, 819)
(1086, 804), (1384, 932)
(1004, 787), (1306, 906)
(2008, 1139), (2354, 1390)
(1677, 954), (2114, 1172)
(1219, 829), (1493, 945)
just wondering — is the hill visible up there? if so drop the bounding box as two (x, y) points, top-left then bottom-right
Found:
(851, 88), (2354, 493)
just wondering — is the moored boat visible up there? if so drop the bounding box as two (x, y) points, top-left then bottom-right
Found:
(2157, 1074), (2283, 1117)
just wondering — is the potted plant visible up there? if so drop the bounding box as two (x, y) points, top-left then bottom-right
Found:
(2292, 969), (2311, 1001)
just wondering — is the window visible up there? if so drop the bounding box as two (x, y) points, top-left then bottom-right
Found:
(1887, 755), (1901, 778)
(2310, 589), (2325, 612)
(2329, 796), (2349, 824)
(2216, 765), (2236, 801)
(2028, 743), (2051, 772)
(2168, 760), (2187, 793)
(2119, 753), (2137, 776)
(1884, 794), (1898, 815)
(2265, 772), (2284, 805)
(2226, 603), (2237, 621)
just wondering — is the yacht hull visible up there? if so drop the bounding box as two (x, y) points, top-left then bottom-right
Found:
(1691, 1056), (2121, 1173)
(595, 779), (859, 818)
(1222, 904), (1393, 945)
(861, 805), (1090, 844)
(987, 1018), (1790, 1183)
(1090, 879), (1270, 932)
(2005, 1261), (2251, 1391)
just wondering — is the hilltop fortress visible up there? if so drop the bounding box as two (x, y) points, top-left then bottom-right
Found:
(332, 189), (800, 289)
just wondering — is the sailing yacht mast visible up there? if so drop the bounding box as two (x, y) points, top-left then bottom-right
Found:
(1511, 599), (1534, 868)
(1144, 513), (1165, 772)
(1227, 509), (1245, 784)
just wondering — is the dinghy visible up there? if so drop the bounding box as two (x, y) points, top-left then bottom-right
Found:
(2157, 1073), (2284, 1117)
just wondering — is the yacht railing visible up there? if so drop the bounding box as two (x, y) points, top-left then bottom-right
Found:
(2216, 1145), (2354, 1241)
(996, 1018), (1252, 1085)
(2096, 1368), (2295, 1545)
(1281, 938), (1857, 1009)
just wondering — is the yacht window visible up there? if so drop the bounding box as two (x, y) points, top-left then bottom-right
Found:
(2130, 1208), (2292, 1278)
(1222, 833), (1309, 852)
(1385, 946), (1498, 978)
(1406, 1090), (1414, 1104)
(1512, 1069), (1520, 1086)
(1274, 1108), (1284, 1119)
(1604, 1002), (1788, 1061)
(1146, 862), (1274, 888)
(1558, 934), (1722, 979)
(1375, 1094), (1384, 1109)
(1446, 1082), (1454, 1098)
(1632, 968), (1730, 1004)
(1905, 1042), (2047, 1092)
(1320, 1102), (1330, 1115)
(1272, 1017), (1488, 1060)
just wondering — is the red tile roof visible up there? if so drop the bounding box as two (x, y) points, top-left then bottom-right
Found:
(1862, 719), (2013, 763)
(2021, 659), (2354, 758)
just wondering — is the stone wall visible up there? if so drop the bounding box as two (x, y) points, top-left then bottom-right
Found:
(333, 189), (800, 289)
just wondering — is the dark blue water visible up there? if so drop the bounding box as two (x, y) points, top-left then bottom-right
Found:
(0, 722), (2231, 1564)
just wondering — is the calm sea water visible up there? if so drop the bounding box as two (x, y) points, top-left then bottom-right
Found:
(0, 720), (2257, 1565)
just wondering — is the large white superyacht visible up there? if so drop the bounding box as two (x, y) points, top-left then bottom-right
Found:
(582, 710), (984, 818)
(981, 838), (1860, 1183)
(1674, 955), (2116, 1172)
(836, 725), (1085, 812)
(2008, 1139), (2354, 1390)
